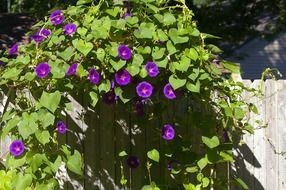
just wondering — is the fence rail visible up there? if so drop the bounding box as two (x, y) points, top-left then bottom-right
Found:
(0, 80), (286, 190)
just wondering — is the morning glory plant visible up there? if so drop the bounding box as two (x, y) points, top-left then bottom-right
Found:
(0, 0), (259, 189)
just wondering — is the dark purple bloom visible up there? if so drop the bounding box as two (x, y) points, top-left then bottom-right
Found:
(223, 130), (230, 142)
(162, 124), (175, 141)
(115, 69), (131, 86)
(64, 23), (77, 35)
(35, 62), (51, 78)
(57, 121), (66, 134)
(127, 155), (140, 168)
(8, 43), (19, 56)
(31, 29), (51, 43)
(122, 12), (132, 19)
(0, 61), (5, 66)
(163, 83), (176, 99)
(167, 160), (181, 171)
(136, 81), (153, 98)
(145, 61), (159, 77)
(50, 10), (64, 25)
(31, 35), (45, 43)
(66, 63), (78, 76)
(103, 90), (117, 105)
(118, 45), (132, 60)
(9, 140), (25, 157)
(88, 67), (100, 85)
(135, 101), (144, 116)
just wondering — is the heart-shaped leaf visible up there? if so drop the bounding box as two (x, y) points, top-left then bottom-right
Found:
(39, 91), (61, 113)
(147, 149), (160, 162)
(169, 75), (186, 90)
(72, 39), (93, 56)
(202, 136), (220, 149)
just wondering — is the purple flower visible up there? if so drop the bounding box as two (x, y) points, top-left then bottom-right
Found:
(127, 155), (140, 168)
(39, 29), (51, 37)
(167, 160), (181, 171)
(9, 140), (25, 157)
(88, 67), (100, 85)
(8, 43), (19, 56)
(35, 62), (51, 78)
(31, 29), (51, 43)
(103, 90), (117, 105)
(145, 61), (159, 77)
(57, 121), (66, 134)
(118, 45), (132, 60)
(115, 69), (131, 86)
(64, 23), (77, 35)
(162, 124), (175, 141)
(66, 63), (78, 76)
(122, 12), (132, 19)
(50, 10), (64, 25)
(136, 81), (153, 98)
(223, 130), (230, 142)
(163, 83), (176, 99)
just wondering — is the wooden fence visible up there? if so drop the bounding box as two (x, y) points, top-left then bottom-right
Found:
(0, 80), (286, 190)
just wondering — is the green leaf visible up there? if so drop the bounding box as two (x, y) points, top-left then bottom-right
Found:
(147, 149), (160, 162)
(77, 27), (88, 36)
(222, 61), (240, 74)
(110, 59), (126, 71)
(89, 91), (98, 106)
(67, 150), (83, 175)
(1, 116), (20, 138)
(132, 54), (144, 66)
(202, 177), (210, 188)
(35, 130), (50, 145)
(2, 68), (21, 80)
(186, 166), (199, 173)
(38, 109), (55, 129)
(77, 64), (87, 77)
(39, 91), (61, 113)
(183, 183), (195, 190)
(77, 0), (93, 5)
(126, 65), (140, 76)
(98, 80), (111, 93)
(234, 177), (249, 190)
(118, 151), (128, 157)
(152, 47), (166, 60)
(169, 75), (186, 90)
(96, 48), (105, 62)
(197, 157), (208, 170)
(202, 136), (220, 149)
(18, 112), (38, 139)
(141, 185), (153, 190)
(12, 173), (32, 190)
(58, 47), (74, 61)
(187, 48), (199, 61)
(163, 13), (176, 25)
(169, 28), (189, 44)
(166, 41), (177, 55)
(72, 39), (93, 56)
(186, 81), (200, 93)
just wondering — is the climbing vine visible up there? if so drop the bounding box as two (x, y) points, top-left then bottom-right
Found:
(0, 0), (259, 189)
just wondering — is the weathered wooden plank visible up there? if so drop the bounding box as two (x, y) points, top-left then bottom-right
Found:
(99, 101), (116, 190)
(114, 103), (131, 190)
(265, 80), (278, 190)
(276, 80), (286, 190)
(130, 101), (147, 190)
(251, 80), (266, 190)
(84, 104), (101, 190)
